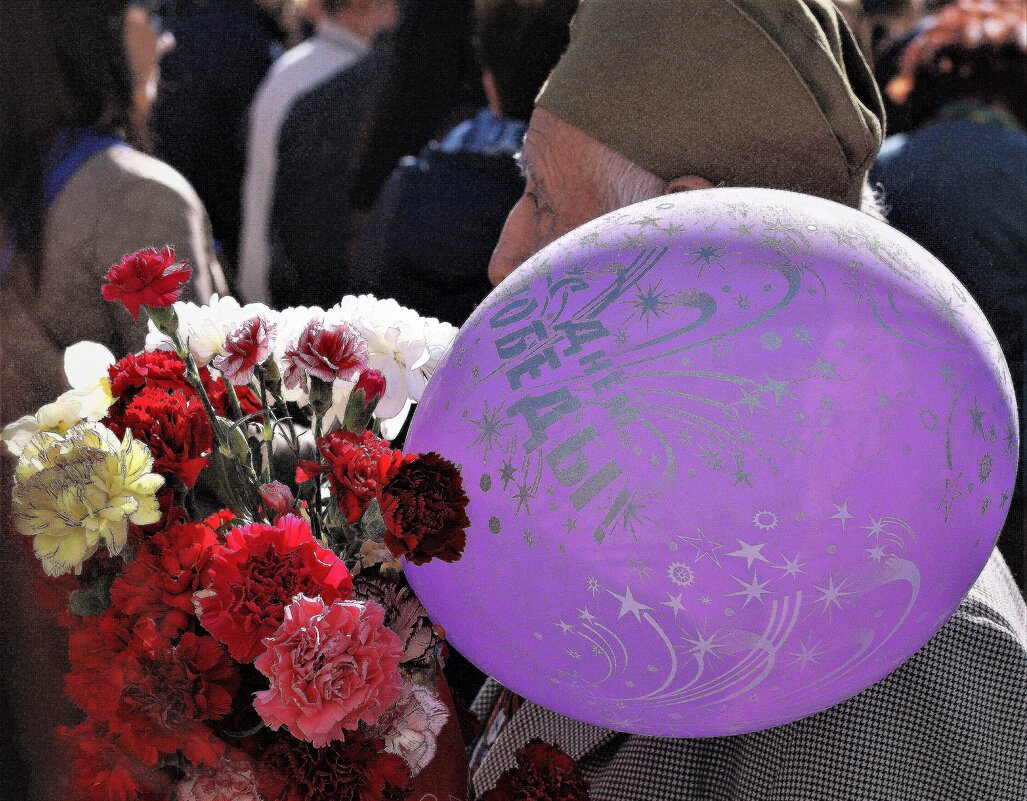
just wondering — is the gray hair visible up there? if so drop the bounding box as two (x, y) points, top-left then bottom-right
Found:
(586, 139), (887, 220)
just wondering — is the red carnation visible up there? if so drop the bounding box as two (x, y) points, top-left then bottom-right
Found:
(106, 350), (262, 428)
(317, 430), (411, 524)
(120, 386), (214, 487)
(259, 733), (411, 801)
(108, 349), (194, 409)
(101, 623), (238, 768)
(101, 245), (191, 320)
(281, 317), (368, 390)
(60, 720), (172, 801)
(482, 740), (590, 801)
(381, 453), (470, 566)
(65, 611), (137, 717)
(213, 314), (277, 385)
(196, 515), (353, 663)
(109, 516), (218, 633)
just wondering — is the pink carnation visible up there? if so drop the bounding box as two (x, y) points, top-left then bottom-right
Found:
(213, 315), (277, 385)
(372, 682), (449, 776)
(177, 751), (262, 801)
(254, 595), (405, 747)
(281, 317), (368, 390)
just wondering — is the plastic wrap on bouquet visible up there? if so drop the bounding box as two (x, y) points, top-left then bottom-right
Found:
(405, 187), (1018, 737)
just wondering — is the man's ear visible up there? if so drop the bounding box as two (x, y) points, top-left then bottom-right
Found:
(665, 175), (714, 194)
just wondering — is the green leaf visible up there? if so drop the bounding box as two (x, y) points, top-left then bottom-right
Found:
(68, 566), (116, 616)
(360, 498), (387, 544)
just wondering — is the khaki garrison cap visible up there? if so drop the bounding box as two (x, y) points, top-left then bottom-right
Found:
(536, 0), (886, 208)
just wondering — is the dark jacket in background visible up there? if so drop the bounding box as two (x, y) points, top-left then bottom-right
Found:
(350, 133), (524, 326)
(267, 39), (386, 310)
(871, 117), (1027, 587)
(151, 0), (286, 275)
(348, 0), (482, 213)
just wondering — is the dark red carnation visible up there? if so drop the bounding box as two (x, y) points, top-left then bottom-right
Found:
(482, 740), (590, 801)
(258, 733), (411, 801)
(281, 317), (368, 390)
(196, 515), (353, 663)
(101, 245), (191, 320)
(60, 720), (172, 801)
(109, 517), (218, 633)
(380, 453), (470, 566)
(120, 386), (213, 487)
(317, 430), (412, 524)
(101, 623), (238, 768)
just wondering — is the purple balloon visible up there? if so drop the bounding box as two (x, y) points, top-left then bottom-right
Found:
(405, 188), (1018, 737)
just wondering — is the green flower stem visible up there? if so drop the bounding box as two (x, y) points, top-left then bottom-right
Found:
(162, 330), (261, 518)
(169, 337), (227, 448)
(256, 372), (274, 485)
(225, 382), (245, 422)
(310, 412), (326, 543)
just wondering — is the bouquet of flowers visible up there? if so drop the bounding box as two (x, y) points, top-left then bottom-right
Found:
(2, 247), (471, 800)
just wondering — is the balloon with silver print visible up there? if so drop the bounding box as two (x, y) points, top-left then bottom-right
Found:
(405, 187), (1018, 737)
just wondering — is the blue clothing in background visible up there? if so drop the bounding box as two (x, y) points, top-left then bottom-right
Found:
(1, 131), (125, 282)
(349, 107), (526, 327)
(438, 108), (528, 158)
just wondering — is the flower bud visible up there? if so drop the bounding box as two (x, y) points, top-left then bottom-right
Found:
(308, 376), (334, 419)
(145, 304), (180, 339)
(258, 481), (295, 516)
(355, 369), (386, 405)
(343, 369), (386, 434)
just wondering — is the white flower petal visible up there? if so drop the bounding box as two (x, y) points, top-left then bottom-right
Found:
(378, 399), (412, 441)
(64, 342), (116, 391)
(1, 416), (42, 457)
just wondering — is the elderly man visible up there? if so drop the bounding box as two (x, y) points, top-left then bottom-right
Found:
(472, 2), (1027, 799)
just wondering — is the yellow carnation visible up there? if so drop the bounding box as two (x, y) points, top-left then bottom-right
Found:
(12, 422), (165, 576)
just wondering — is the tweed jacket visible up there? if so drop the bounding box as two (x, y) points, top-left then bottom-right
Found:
(470, 549), (1027, 801)
(0, 143), (225, 801)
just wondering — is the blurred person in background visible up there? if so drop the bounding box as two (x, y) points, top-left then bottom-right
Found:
(349, 0), (578, 327)
(348, 0), (484, 220)
(238, 0), (397, 304)
(266, 0), (483, 309)
(122, 1), (175, 150)
(871, 0), (1026, 587)
(837, 0), (924, 59)
(0, 1), (225, 797)
(264, 28), (392, 309)
(869, 0), (961, 134)
(150, 0), (289, 281)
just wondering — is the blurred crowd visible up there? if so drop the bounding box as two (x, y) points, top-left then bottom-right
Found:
(0, 0), (1024, 795)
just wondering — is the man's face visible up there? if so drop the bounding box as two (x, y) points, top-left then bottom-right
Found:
(488, 108), (606, 285)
